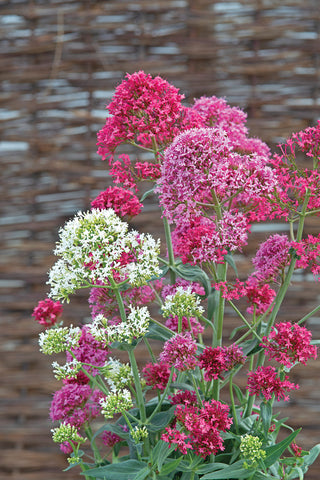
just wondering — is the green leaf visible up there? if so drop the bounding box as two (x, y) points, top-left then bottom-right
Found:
(230, 324), (247, 340)
(147, 406), (176, 432)
(82, 460), (148, 479)
(160, 456), (183, 475)
(264, 429), (301, 468)
(145, 322), (174, 342)
(303, 443), (320, 467)
(133, 466), (151, 480)
(260, 401), (272, 437)
(140, 186), (156, 202)
(224, 252), (238, 276)
(201, 460), (254, 479)
(232, 384), (244, 404)
(196, 463), (232, 475)
(152, 440), (176, 471)
(172, 262), (211, 296)
(207, 289), (220, 321)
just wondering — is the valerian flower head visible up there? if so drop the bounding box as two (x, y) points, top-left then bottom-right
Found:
(97, 70), (185, 160)
(240, 434), (266, 469)
(260, 322), (317, 368)
(52, 359), (82, 381)
(131, 426), (148, 443)
(142, 362), (176, 391)
(39, 325), (81, 355)
(51, 423), (86, 445)
(47, 209), (161, 301)
(161, 286), (204, 319)
(100, 390), (133, 419)
(89, 305), (150, 345)
(250, 234), (291, 284)
(104, 358), (134, 392)
(247, 366), (299, 402)
(159, 332), (198, 371)
(32, 298), (63, 327)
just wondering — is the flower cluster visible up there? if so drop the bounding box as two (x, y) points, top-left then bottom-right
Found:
(247, 366), (299, 401)
(48, 208), (161, 300)
(32, 298), (63, 327)
(240, 434), (266, 469)
(161, 400), (232, 458)
(91, 186), (142, 218)
(199, 344), (246, 381)
(260, 322), (317, 368)
(97, 70), (185, 160)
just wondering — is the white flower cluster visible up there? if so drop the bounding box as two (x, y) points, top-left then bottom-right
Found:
(100, 389), (133, 419)
(161, 286), (204, 318)
(52, 359), (82, 380)
(47, 208), (161, 301)
(90, 306), (150, 345)
(39, 325), (81, 355)
(51, 423), (86, 445)
(131, 426), (148, 443)
(104, 358), (134, 392)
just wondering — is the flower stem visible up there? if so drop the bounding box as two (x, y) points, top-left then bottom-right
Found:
(128, 349), (146, 423)
(229, 374), (239, 434)
(162, 214), (176, 284)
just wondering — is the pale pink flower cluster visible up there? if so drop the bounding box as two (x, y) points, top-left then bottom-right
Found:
(250, 234), (291, 284)
(157, 127), (277, 265)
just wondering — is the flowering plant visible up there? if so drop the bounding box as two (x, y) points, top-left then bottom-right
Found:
(33, 71), (320, 480)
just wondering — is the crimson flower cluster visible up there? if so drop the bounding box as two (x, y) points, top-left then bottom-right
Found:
(247, 366), (298, 402)
(32, 298), (63, 327)
(161, 400), (232, 458)
(260, 322), (317, 369)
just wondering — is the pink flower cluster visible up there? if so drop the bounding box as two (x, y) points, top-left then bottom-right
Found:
(247, 366), (298, 402)
(168, 390), (198, 406)
(260, 322), (317, 368)
(91, 186), (142, 218)
(142, 362), (176, 391)
(251, 234), (291, 284)
(50, 383), (104, 428)
(161, 399), (232, 458)
(159, 332), (198, 371)
(292, 234), (320, 280)
(198, 344), (246, 381)
(32, 298), (63, 327)
(270, 122), (320, 219)
(89, 280), (162, 322)
(213, 278), (276, 316)
(66, 325), (109, 382)
(97, 70), (185, 161)
(157, 127), (277, 265)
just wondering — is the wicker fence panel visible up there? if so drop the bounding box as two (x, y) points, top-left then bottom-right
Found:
(0, 0), (319, 478)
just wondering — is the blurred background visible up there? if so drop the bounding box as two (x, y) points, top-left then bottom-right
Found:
(1, 0), (320, 478)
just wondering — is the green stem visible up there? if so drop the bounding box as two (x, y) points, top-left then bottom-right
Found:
(229, 374), (239, 434)
(144, 337), (156, 362)
(85, 425), (102, 464)
(128, 349), (146, 423)
(228, 300), (263, 343)
(298, 304), (320, 324)
(244, 355), (255, 417)
(213, 262), (227, 347)
(162, 214), (176, 284)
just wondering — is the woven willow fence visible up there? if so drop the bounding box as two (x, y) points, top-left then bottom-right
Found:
(1, 0), (320, 478)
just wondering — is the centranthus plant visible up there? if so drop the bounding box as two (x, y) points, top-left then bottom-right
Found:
(32, 71), (320, 480)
